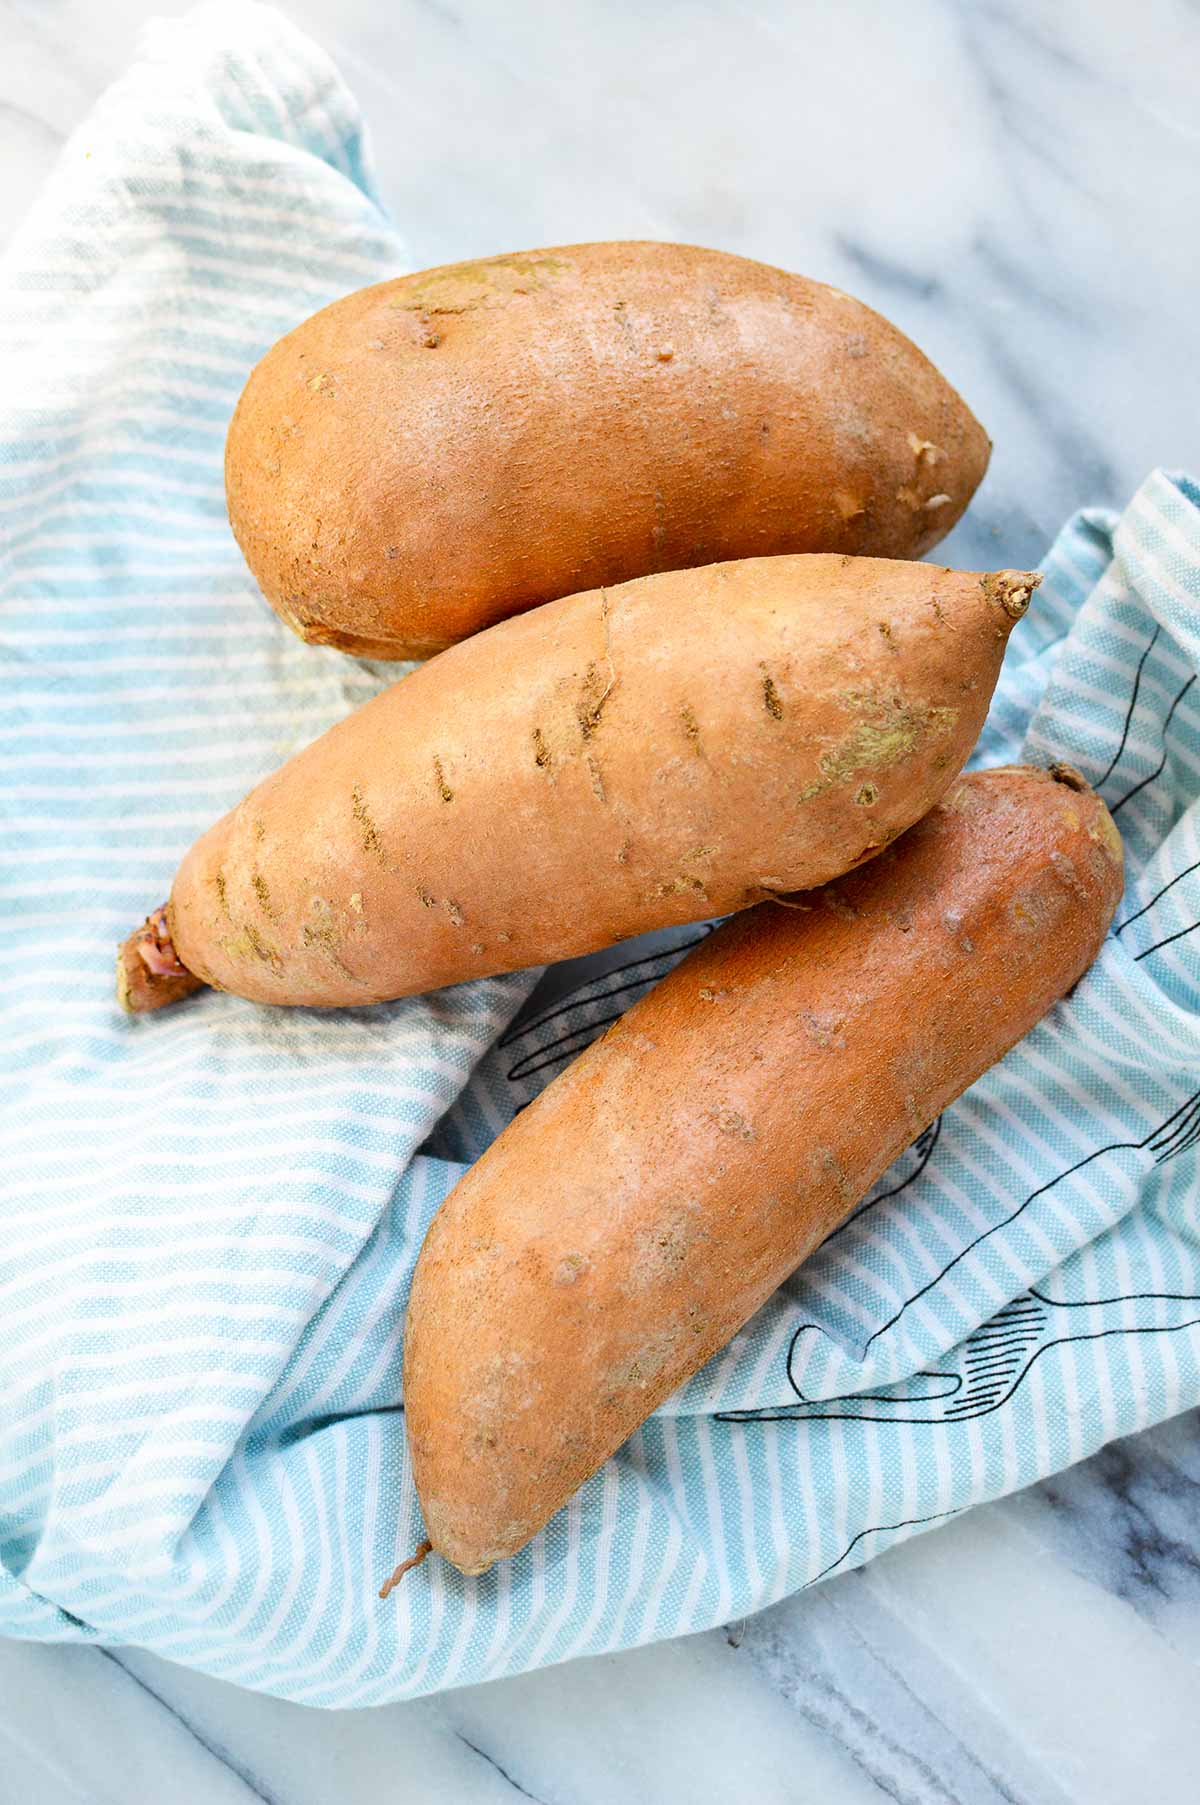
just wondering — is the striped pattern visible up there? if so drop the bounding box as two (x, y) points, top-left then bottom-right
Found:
(2, 5), (1199, 1705)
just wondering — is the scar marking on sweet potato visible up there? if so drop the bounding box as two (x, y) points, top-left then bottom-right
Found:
(416, 888), (437, 909)
(1088, 806), (1124, 866)
(655, 874), (708, 898)
(819, 1145), (859, 1206)
(681, 705), (703, 753)
(213, 870), (232, 921)
(433, 755), (454, 803)
(577, 665), (606, 738)
(576, 591), (618, 740)
(711, 1107), (755, 1140)
(532, 727), (551, 770)
(253, 820), (266, 844)
(251, 872), (277, 920)
(389, 253), (572, 317)
(855, 783), (879, 806)
(760, 665), (784, 720)
(818, 703), (958, 787)
(352, 787), (389, 865)
(302, 914), (367, 984)
(444, 899), (465, 927)
(907, 431), (944, 464)
(800, 1009), (846, 1048)
(585, 751), (607, 802)
(224, 922), (282, 972)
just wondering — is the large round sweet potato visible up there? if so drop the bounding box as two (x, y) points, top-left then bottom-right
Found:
(226, 242), (991, 657)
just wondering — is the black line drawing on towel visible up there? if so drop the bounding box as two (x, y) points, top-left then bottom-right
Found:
(1090, 626), (1200, 956)
(1109, 673), (1195, 815)
(718, 1297), (1048, 1426)
(1133, 917), (1200, 963)
(1090, 618), (1196, 828)
(1116, 854), (1200, 936)
(720, 1089), (1200, 1430)
(1097, 623), (1160, 789)
(421, 935), (713, 1160)
(498, 930), (714, 1090)
(853, 1087), (1200, 1355)
(761, 1306), (1200, 1590)
(806, 1507), (961, 1586)
(719, 1304), (1200, 1431)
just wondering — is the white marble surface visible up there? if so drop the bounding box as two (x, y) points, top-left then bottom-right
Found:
(2, 1), (1199, 1799)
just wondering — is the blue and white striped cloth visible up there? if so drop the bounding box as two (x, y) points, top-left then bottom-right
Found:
(2, 2), (1199, 1706)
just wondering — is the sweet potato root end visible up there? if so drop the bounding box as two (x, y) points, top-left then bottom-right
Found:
(117, 906), (205, 1014)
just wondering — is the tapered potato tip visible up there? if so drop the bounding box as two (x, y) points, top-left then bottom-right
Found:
(378, 1540), (433, 1599)
(982, 569), (1041, 621)
(117, 905), (204, 1014)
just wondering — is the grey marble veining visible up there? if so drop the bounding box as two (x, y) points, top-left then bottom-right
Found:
(1015, 1408), (1200, 1665)
(1, 1), (1198, 1800)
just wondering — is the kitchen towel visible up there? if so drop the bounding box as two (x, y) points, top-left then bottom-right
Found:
(1, 1), (1198, 1706)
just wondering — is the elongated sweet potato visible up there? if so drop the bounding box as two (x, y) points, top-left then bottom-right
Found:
(117, 555), (1035, 1013)
(226, 242), (991, 658)
(401, 765), (1123, 1574)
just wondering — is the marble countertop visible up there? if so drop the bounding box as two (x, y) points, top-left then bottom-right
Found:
(2, 2), (1198, 1800)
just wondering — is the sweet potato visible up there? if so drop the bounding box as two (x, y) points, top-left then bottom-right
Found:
(225, 242), (991, 658)
(117, 555), (1035, 1013)
(401, 765), (1123, 1574)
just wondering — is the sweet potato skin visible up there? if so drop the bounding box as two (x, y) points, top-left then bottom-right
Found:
(402, 765), (1123, 1573)
(225, 242), (991, 658)
(153, 556), (1035, 1009)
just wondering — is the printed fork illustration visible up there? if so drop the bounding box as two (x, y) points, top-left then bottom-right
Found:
(722, 1088), (1200, 1427)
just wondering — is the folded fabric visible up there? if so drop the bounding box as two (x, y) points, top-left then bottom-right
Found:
(1, 1), (1198, 1706)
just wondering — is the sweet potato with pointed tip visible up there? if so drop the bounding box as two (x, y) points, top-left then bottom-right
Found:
(225, 241), (991, 658)
(117, 554), (1036, 1014)
(402, 764), (1123, 1575)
